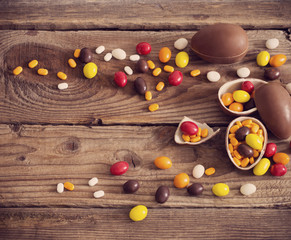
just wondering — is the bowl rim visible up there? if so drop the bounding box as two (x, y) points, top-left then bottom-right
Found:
(218, 78), (268, 116)
(225, 116), (268, 170)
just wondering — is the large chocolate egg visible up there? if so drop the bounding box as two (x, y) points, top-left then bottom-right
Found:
(190, 23), (248, 64)
(254, 83), (291, 139)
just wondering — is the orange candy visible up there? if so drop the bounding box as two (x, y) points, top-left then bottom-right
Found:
(205, 167), (216, 176)
(273, 152), (290, 165)
(229, 102), (244, 112)
(154, 156), (172, 169)
(159, 47), (171, 63)
(269, 54), (287, 67)
(221, 93), (234, 106)
(173, 173), (189, 188)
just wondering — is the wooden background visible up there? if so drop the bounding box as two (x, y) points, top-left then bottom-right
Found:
(0, 0), (291, 239)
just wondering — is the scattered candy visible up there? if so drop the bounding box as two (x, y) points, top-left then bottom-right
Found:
(136, 59), (149, 73)
(190, 69), (201, 77)
(110, 161), (129, 175)
(159, 47), (171, 63)
(155, 186), (170, 203)
(148, 103), (159, 112)
(156, 81), (165, 91)
(28, 60), (38, 69)
(93, 190), (105, 198)
(79, 48), (92, 63)
(221, 93), (234, 106)
(57, 183), (64, 193)
(123, 180), (140, 194)
(74, 49), (81, 58)
(192, 164), (205, 179)
(124, 66), (133, 75)
(264, 67), (280, 80)
(114, 71), (127, 87)
(256, 51), (270, 66)
(57, 71), (67, 80)
(175, 51), (189, 68)
(58, 82), (68, 90)
(163, 65), (174, 73)
(64, 182), (74, 191)
(168, 70), (183, 86)
(152, 67), (162, 77)
(265, 38), (279, 49)
(207, 71), (220, 82)
(154, 156), (172, 169)
(37, 68), (48, 76)
(173, 173), (189, 188)
(273, 152), (290, 165)
(145, 91), (152, 101)
(13, 66), (23, 75)
(112, 48), (126, 60)
(88, 177), (98, 187)
(240, 183), (256, 196)
(253, 158), (270, 176)
(237, 67), (250, 78)
(129, 205), (148, 222)
(83, 62), (98, 79)
(136, 42), (151, 55)
(174, 38), (188, 50)
(205, 167), (215, 176)
(212, 183), (229, 197)
(269, 54), (287, 67)
(264, 143), (277, 158)
(229, 102), (243, 112)
(95, 45), (105, 54)
(270, 163), (287, 176)
(104, 53), (113, 62)
(187, 183), (204, 196)
(233, 90), (250, 103)
(129, 54), (140, 61)
(134, 77), (147, 95)
(147, 60), (155, 69)
(68, 58), (77, 68)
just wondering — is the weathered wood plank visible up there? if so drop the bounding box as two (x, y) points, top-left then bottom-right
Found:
(0, 124), (290, 208)
(1, 30), (290, 125)
(0, 0), (290, 30)
(1, 208), (291, 240)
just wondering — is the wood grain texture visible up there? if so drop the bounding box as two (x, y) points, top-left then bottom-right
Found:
(0, 124), (290, 208)
(1, 208), (291, 240)
(1, 30), (290, 125)
(0, 0), (291, 30)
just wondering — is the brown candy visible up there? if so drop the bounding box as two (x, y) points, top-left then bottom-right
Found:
(136, 59), (149, 73)
(187, 183), (204, 196)
(79, 48), (92, 63)
(264, 67), (280, 80)
(237, 144), (254, 158)
(235, 126), (250, 142)
(134, 77), (147, 95)
(123, 180), (139, 194)
(155, 186), (170, 203)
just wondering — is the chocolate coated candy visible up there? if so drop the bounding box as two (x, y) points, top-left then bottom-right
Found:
(136, 59), (149, 73)
(237, 144), (254, 158)
(155, 186), (170, 203)
(187, 183), (204, 196)
(123, 180), (140, 194)
(244, 98), (256, 111)
(190, 23), (248, 64)
(79, 48), (92, 63)
(255, 83), (291, 139)
(235, 126), (250, 142)
(264, 67), (280, 80)
(134, 77), (147, 95)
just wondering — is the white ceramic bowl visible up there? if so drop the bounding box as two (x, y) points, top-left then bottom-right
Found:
(225, 116), (268, 170)
(175, 116), (220, 145)
(218, 78), (267, 116)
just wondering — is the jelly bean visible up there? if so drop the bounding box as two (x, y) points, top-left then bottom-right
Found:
(145, 91), (152, 101)
(253, 158), (270, 176)
(235, 126), (250, 141)
(57, 72), (67, 80)
(229, 102), (243, 112)
(180, 121), (198, 135)
(207, 71), (220, 82)
(148, 103), (159, 112)
(201, 129), (208, 138)
(129, 54), (140, 61)
(104, 53), (112, 62)
(147, 60), (155, 69)
(237, 67), (250, 78)
(124, 66), (133, 75)
(93, 190), (105, 198)
(136, 59), (149, 73)
(153, 67), (162, 77)
(57, 183), (64, 193)
(136, 42), (151, 55)
(163, 65), (174, 73)
(205, 167), (215, 176)
(190, 69), (201, 77)
(155, 186), (170, 203)
(58, 83), (68, 90)
(74, 49), (81, 58)
(256, 51), (270, 66)
(114, 71), (127, 87)
(80, 48), (92, 63)
(273, 152), (290, 165)
(173, 173), (189, 188)
(168, 70), (183, 86)
(269, 54), (287, 67)
(110, 161), (129, 175)
(240, 183), (256, 196)
(233, 90), (250, 103)
(112, 48), (126, 60)
(83, 62), (97, 79)
(245, 133), (263, 150)
(123, 180), (140, 193)
(88, 177), (98, 187)
(237, 144), (254, 158)
(174, 38), (188, 50)
(134, 77), (147, 95)
(221, 93), (234, 106)
(187, 183), (204, 196)
(28, 60), (38, 69)
(129, 205), (148, 222)
(175, 51), (189, 68)
(156, 82), (165, 91)
(68, 58), (77, 68)
(13, 66), (23, 75)
(192, 164), (205, 179)
(64, 182), (74, 191)
(159, 47), (171, 63)
(270, 163), (287, 176)
(266, 38), (279, 49)
(241, 81), (254, 94)
(95, 45), (105, 54)
(37, 68), (48, 76)
(154, 156), (172, 169)
(264, 143), (277, 158)
(212, 183), (229, 197)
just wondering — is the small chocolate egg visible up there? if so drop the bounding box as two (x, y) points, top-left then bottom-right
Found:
(190, 23), (248, 64)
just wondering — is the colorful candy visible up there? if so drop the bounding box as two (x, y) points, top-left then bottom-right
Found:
(245, 133), (263, 150)
(253, 158), (270, 176)
(221, 93), (234, 106)
(83, 62), (97, 79)
(256, 51), (270, 66)
(110, 161), (129, 175)
(159, 47), (171, 63)
(13, 66), (23, 75)
(28, 60), (38, 69)
(136, 42), (151, 55)
(190, 69), (201, 77)
(168, 70), (183, 86)
(64, 182), (74, 191)
(264, 143), (277, 158)
(57, 71), (67, 80)
(68, 58), (77, 68)
(180, 121), (198, 135)
(123, 180), (140, 194)
(155, 186), (170, 203)
(79, 48), (92, 63)
(37, 68), (48, 76)
(187, 183), (204, 196)
(148, 103), (159, 112)
(129, 205), (148, 222)
(205, 167), (215, 176)
(233, 90), (250, 103)
(270, 163), (287, 176)
(241, 81), (254, 94)
(154, 156), (172, 169)
(175, 51), (189, 68)
(114, 71), (127, 87)
(212, 183), (229, 197)
(273, 152), (290, 165)
(173, 173), (189, 188)
(269, 54), (287, 67)
(192, 164), (205, 179)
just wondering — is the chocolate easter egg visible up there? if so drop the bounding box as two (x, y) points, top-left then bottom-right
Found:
(190, 23), (248, 64)
(254, 83), (291, 139)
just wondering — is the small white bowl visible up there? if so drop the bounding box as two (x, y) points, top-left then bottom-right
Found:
(218, 78), (267, 116)
(226, 116), (268, 170)
(175, 116), (220, 145)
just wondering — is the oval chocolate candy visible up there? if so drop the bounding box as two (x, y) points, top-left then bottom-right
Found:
(155, 186), (170, 203)
(237, 144), (254, 158)
(123, 180), (140, 194)
(136, 59), (149, 73)
(134, 77), (147, 95)
(235, 126), (250, 142)
(187, 183), (204, 196)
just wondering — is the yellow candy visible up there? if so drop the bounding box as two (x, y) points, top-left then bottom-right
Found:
(253, 158), (270, 176)
(148, 103), (159, 112)
(256, 51), (270, 66)
(129, 205), (148, 222)
(245, 134), (263, 150)
(175, 51), (189, 68)
(13, 66), (23, 75)
(145, 91), (152, 101)
(83, 62), (97, 79)
(212, 183), (229, 197)
(28, 60), (38, 69)
(233, 90), (250, 103)
(147, 60), (155, 70)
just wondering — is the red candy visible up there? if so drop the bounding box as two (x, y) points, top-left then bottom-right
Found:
(168, 70), (183, 86)
(270, 163), (287, 176)
(180, 121), (198, 135)
(136, 42), (151, 55)
(114, 72), (127, 87)
(264, 143), (277, 158)
(241, 81), (254, 94)
(110, 161), (129, 175)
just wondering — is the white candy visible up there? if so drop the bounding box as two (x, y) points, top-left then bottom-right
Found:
(192, 164), (205, 179)
(124, 66), (133, 75)
(237, 67), (250, 78)
(88, 177), (98, 187)
(95, 45), (105, 54)
(57, 183), (64, 193)
(174, 38), (188, 50)
(286, 83), (291, 94)
(266, 38), (279, 50)
(129, 54), (140, 61)
(207, 71), (221, 82)
(112, 48), (126, 60)
(240, 183), (256, 196)
(58, 82), (68, 90)
(104, 53), (112, 62)
(94, 190), (105, 198)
